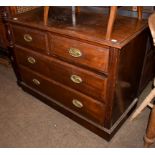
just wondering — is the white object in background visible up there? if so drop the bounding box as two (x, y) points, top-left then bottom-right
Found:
(132, 6), (137, 11)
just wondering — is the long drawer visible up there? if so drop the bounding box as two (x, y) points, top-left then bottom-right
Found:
(19, 66), (106, 125)
(12, 25), (49, 52)
(15, 46), (107, 102)
(49, 34), (109, 73)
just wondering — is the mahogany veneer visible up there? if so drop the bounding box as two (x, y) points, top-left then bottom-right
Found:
(6, 7), (155, 141)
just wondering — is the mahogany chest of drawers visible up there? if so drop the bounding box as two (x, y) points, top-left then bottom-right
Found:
(7, 7), (155, 140)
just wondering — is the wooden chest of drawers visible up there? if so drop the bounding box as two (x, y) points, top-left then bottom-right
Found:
(7, 7), (155, 140)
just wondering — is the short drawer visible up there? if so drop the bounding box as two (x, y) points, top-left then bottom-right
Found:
(49, 34), (109, 73)
(12, 25), (49, 52)
(14, 46), (107, 102)
(19, 66), (106, 125)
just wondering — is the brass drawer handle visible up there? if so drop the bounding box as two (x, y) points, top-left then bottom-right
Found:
(27, 57), (36, 64)
(72, 99), (83, 108)
(32, 79), (40, 85)
(70, 74), (82, 84)
(68, 48), (82, 57)
(24, 34), (32, 42)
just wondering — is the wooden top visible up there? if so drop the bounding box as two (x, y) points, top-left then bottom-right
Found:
(9, 7), (148, 49)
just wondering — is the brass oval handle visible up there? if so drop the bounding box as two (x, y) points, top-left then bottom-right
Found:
(24, 34), (32, 42)
(72, 99), (83, 108)
(32, 79), (40, 85)
(68, 48), (82, 57)
(70, 75), (82, 84)
(27, 57), (36, 64)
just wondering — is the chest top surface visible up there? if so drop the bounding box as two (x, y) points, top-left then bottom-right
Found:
(9, 7), (148, 49)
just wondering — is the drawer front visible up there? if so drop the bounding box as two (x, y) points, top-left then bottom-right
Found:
(49, 34), (109, 73)
(14, 46), (107, 102)
(12, 25), (48, 52)
(19, 66), (106, 125)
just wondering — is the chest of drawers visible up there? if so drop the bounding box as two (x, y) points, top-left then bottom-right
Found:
(7, 7), (155, 141)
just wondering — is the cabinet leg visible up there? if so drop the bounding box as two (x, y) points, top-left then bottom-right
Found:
(137, 6), (143, 20)
(44, 6), (49, 25)
(76, 6), (80, 13)
(106, 6), (117, 40)
(144, 106), (155, 147)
